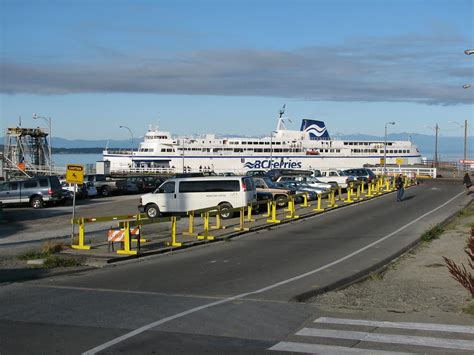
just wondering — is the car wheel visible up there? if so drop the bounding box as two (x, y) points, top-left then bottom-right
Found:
(219, 202), (234, 219)
(101, 186), (110, 197)
(31, 197), (44, 209)
(275, 195), (287, 208)
(145, 204), (160, 218)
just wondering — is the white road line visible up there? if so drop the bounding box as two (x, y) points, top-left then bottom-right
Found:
(315, 317), (474, 334)
(269, 341), (415, 354)
(296, 328), (474, 351)
(82, 191), (466, 355)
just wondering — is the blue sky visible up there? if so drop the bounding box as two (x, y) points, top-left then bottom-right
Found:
(1, 0), (473, 140)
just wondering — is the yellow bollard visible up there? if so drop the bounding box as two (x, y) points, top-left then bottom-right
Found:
(117, 221), (137, 255)
(266, 201), (272, 217)
(299, 193), (310, 208)
(361, 181), (365, 194)
(345, 184), (354, 203)
(132, 214), (147, 243)
(211, 209), (225, 230)
(266, 200), (281, 223)
(366, 182), (373, 197)
(313, 193), (324, 212)
(235, 207), (250, 231)
(285, 196), (299, 219)
(246, 203), (256, 222)
(183, 211), (198, 236)
(328, 190), (337, 208)
(356, 184), (361, 200)
(198, 211), (215, 240)
(169, 216), (182, 247)
(337, 186), (343, 201)
(71, 218), (91, 250)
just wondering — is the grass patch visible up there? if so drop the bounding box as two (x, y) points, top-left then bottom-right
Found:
(462, 302), (474, 315)
(369, 272), (384, 281)
(421, 225), (444, 242)
(43, 256), (83, 268)
(18, 241), (82, 268)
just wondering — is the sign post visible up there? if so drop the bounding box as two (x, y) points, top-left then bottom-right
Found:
(66, 164), (84, 242)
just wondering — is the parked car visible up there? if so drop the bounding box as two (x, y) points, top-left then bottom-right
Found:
(139, 176), (256, 219)
(61, 181), (98, 198)
(265, 169), (313, 182)
(84, 174), (119, 197)
(251, 176), (295, 207)
(312, 169), (357, 189)
(276, 175), (334, 190)
(0, 175), (63, 208)
(245, 170), (267, 177)
(343, 168), (376, 183)
(274, 181), (319, 201)
(116, 176), (165, 194)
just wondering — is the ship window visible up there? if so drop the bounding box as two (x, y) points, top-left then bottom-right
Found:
(234, 148), (243, 152)
(263, 148), (270, 152)
(254, 149), (263, 152)
(242, 142), (247, 145)
(264, 142), (270, 145)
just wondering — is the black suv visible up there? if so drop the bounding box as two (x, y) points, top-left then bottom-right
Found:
(0, 175), (63, 208)
(343, 168), (376, 183)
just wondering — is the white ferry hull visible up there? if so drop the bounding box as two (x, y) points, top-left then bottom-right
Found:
(103, 117), (422, 174)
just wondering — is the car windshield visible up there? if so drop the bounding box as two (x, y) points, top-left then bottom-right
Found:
(262, 177), (276, 188)
(339, 170), (350, 176)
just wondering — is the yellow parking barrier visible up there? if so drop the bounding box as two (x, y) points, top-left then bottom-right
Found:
(235, 207), (250, 231)
(211, 209), (225, 230)
(355, 184), (361, 200)
(361, 181), (365, 194)
(183, 211), (197, 236)
(117, 221), (137, 255)
(337, 186), (343, 201)
(328, 189), (338, 208)
(169, 216), (182, 247)
(299, 193), (310, 208)
(266, 200), (281, 223)
(345, 183), (354, 203)
(198, 211), (215, 240)
(366, 181), (374, 197)
(285, 196), (299, 219)
(266, 200), (272, 218)
(71, 218), (90, 250)
(313, 193), (324, 212)
(246, 203), (256, 222)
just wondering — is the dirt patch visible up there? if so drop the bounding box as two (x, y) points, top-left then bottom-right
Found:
(311, 203), (474, 315)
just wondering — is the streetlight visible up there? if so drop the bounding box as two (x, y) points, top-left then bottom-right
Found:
(448, 120), (468, 170)
(384, 121), (395, 173)
(119, 125), (134, 152)
(426, 124), (440, 167)
(32, 113), (52, 175)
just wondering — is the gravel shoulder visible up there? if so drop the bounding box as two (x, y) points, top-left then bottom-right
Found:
(311, 200), (474, 319)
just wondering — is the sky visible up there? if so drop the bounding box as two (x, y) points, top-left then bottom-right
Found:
(1, 0), (473, 141)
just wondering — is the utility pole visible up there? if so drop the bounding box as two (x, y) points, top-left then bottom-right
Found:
(434, 123), (439, 167)
(464, 119), (468, 170)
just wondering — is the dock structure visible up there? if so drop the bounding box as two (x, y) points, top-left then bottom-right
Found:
(2, 127), (52, 179)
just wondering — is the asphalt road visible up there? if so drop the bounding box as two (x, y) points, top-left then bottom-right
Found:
(0, 180), (472, 354)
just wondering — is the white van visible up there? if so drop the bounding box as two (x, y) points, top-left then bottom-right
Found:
(138, 176), (256, 219)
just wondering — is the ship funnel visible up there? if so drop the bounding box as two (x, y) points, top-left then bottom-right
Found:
(300, 119), (330, 140)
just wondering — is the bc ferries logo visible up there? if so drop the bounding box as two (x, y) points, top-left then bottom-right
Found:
(244, 159), (302, 169)
(300, 119), (330, 140)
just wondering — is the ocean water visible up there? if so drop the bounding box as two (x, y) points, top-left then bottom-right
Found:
(52, 153), (104, 168)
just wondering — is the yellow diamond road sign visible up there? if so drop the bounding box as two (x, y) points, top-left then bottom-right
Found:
(396, 157), (403, 165)
(66, 164), (84, 184)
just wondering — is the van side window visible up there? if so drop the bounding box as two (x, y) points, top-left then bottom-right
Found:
(179, 180), (240, 193)
(159, 181), (175, 193)
(0, 182), (9, 191)
(24, 180), (38, 188)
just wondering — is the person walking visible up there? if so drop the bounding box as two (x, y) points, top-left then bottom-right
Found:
(463, 172), (473, 194)
(396, 174), (404, 202)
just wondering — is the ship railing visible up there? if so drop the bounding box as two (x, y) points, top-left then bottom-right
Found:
(372, 166), (436, 179)
(104, 149), (134, 155)
(112, 167), (176, 174)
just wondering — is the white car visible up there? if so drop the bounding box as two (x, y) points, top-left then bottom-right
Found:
(61, 181), (97, 198)
(276, 175), (334, 190)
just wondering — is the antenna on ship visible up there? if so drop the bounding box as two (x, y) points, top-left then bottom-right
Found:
(279, 104), (286, 118)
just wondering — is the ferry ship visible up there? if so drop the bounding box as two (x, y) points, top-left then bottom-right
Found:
(103, 114), (422, 174)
